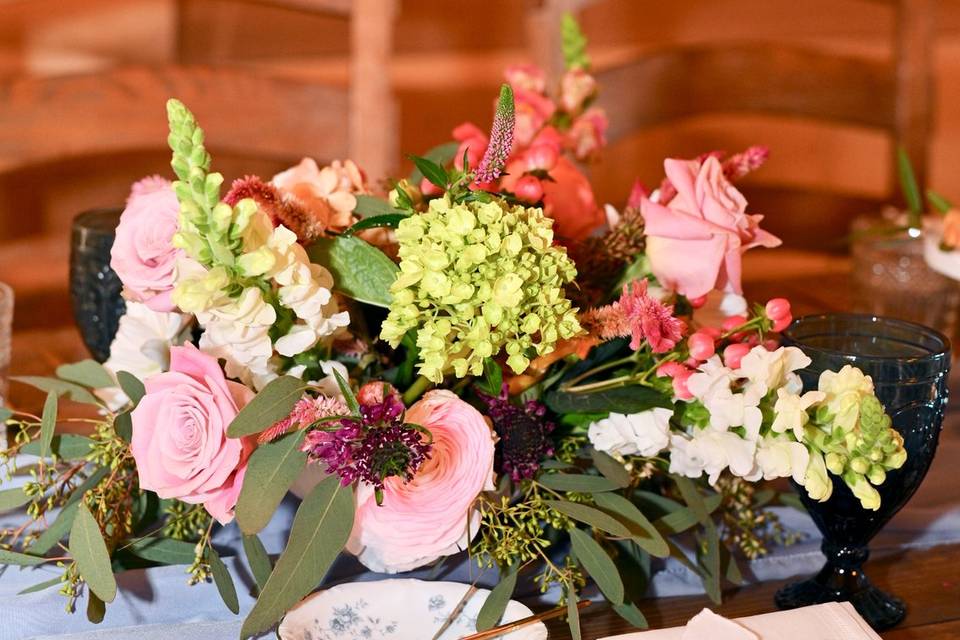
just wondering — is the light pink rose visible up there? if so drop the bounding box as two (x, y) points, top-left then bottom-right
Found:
(566, 107), (608, 161)
(130, 343), (256, 524)
(110, 176), (181, 312)
(559, 68), (598, 114)
(641, 157), (781, 299)
(504, 64), (547, 94)
(346, 390), (495, 573)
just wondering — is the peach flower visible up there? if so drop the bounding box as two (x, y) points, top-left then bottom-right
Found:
(130, 344), (255, 524)
(513, 89), (556, 149)
(641, 157), (781, 299)
(504, 64), (547, 94)
(271, 158), (366, 234)
(346, 390), (496, 573)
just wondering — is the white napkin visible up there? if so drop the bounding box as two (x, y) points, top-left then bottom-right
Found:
(600, 602), (883, 640)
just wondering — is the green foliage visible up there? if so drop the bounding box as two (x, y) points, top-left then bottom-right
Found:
(116, 371), (145, 405)
(589, 449), (632, 488)
(927, 189), (954, 214)
(235, 431), (308, 535)
(897, 145), (923, 226)
(22, 435), (94, 460)
(38, 391), (58, 461)
(561, 12), (591, 71)
(69, 503), (117, 603)
(227, 376), (304, 438)
(352, 194), (407, 218)
(546, 385), (672, 415)
(0, 487), (31, 511)
(55, 361), (114, 389)
(592, 492), (669, 558)
(127, 538), (198, 565)
(538, 473), (618, 493)
(569, 528), (623, 604)
(206, 547), (240, 614)
(475, 565), (518, 631)
(409, 141), (460, 183)
(10, 376), (98, 404)
(0, 548), (46, 566)
(342, 213), (409, 236)
(307, 236), (399, 308)
(545, 500), (632, 538)
(242, 534), (272, 592)
(408, 155), (449, 190)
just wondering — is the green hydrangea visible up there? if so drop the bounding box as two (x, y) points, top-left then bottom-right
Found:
(381, 195), (581, 382)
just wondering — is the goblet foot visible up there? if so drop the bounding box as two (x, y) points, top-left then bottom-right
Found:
(775, 577), (906, 631)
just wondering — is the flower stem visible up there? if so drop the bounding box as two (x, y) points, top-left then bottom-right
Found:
(402, 375), (434, 405)
(561, 352), (640, 390)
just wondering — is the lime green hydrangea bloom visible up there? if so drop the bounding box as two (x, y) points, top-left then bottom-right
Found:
(381, 196), (582, 382)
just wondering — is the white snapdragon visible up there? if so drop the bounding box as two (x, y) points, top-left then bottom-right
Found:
(668, 430), (757, 484)
(587, 408), (673, 458)
(197, 287), (276, 389)
(802, 448), (833, 502)
(751, 435), (810, 483)
(738, 345), (809, 405)
(817, 365), (875, 431)
(687, 356), (762, 436)
(96, 302), (194, 410)
(771, 387), (825, 440)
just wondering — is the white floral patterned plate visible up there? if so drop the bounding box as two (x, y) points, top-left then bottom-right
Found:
(278, 578), (548, 640)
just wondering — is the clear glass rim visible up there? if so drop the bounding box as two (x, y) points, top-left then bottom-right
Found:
(783, 312), (951, 363)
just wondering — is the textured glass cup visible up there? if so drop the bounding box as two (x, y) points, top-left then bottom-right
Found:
(775, 313), (950, 630)
(69, 209), (125, 362)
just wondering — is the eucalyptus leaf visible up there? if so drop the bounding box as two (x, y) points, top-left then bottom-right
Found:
(538, 473), (618, 493)
(114, 411), (133, 443)
(697, 524), (722, 604)
(343, 213), (408, 236)
(569, 528), (624, 604)
(17, 575), (63, 595)
(69, 503), (117, 603)
(0, 487), (30, 512)
(242, 534), (272, 592)
(592, 493), (669, 558)
(654, 494), (722, 535)
(22, 434), (94, 460)
(566, 584), (582, 640)
(779, 492), (807, 512)
(613, 602), (648, 629)
(29, 468), (110, 555)
(0, 549), (46, 566)
(86, 592), (106, 624)
(227, 376), (303, 438)
(409, 141), (459, 183)
(545, 500), (632, 538)
(545, 385), (672, 415)
(353, 194), (406, 218)
(236, 431), (308, 535)
(240, 475), (354, 639)
(38, 391), (58, 461)
(475, 565), (518, 631)
(127, 537), (197, 565)
(673, 476), (711, 525)
(307, 236), (398, 308)
(589, 449), (631, 488)
(12, 376), (98, 404)
(116, 371), (145, 405)
(56, 360), (114, 389)
(206, 547), (240, 614)
(332, 369), (360, 416)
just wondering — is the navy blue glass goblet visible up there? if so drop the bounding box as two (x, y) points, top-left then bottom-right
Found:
(774, 313), (950, 630)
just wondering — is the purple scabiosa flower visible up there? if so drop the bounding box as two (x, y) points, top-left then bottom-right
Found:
(302, 381), (432, 504)
(478, 383), (556, 481)
(475, 83), (515, 184)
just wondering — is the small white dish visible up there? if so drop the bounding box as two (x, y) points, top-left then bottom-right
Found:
(278, 578), (548, 640)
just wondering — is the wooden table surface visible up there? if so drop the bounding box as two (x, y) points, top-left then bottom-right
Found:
(5, 247), (959, 638)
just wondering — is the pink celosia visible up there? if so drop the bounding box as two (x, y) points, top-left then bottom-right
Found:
(581, 280), (686, 353)
(257, 394), (350, 444)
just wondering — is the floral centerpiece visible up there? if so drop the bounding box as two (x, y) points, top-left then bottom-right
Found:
(0, 17), (907, 640)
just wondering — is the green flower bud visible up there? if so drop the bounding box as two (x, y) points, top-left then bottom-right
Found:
(867, 465), (886, 485)
(825, 452), (846, 475)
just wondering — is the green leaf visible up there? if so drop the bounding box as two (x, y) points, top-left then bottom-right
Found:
(29, 468), (109, 555)
(127, 537), (197, 565)
(589, 449), (631, 489)
(38, 391), (58, 461)
(697, 523), (722, 604)
(569, 527), (624, 604)
(18, 575), (63, 595)
(0, 549), (46, 566)
(86, 592), (106, 624)
(343, 213), (408, 236)
(409, 141), (459, 183)
(538, 473), (618, 493)
(0, 407), (12, 423)
(22, 434), (94, 459)
(613, 602), (648, 629)
(307, 236), (399, 308)
(927, 189), (954, 214)
(353, 194), (406, 218)
(332, 369), (360, 417)
(0, 486), (31, 512)
(545, 500), (632, 538)
(408, 155), (449, 190)
(116, 371), (145, 405)
(206, 547), (240, 614)
(545, 385), (672, 415)
(722, 544), (744, 586)
(113, 411), (133, 443)
(476, 565), (518, 631)
(12, 376), (99, 404)
(240, 475), (354, 639)
(561, 12), (591, 71)
(242, 534), (272, 592)
(592, 493), (669, 558)
(236, 431), (308, 535)
(566, 586), (582, 640)
(674, 476), (711, 525)
(69, 503), (117, 603)
(227, 376), (303, 438)
(897, 145), (923, 222)
(479, 358), (503, 397)
(654, 494), (722, 535)
(779, 491), (807, 512)
(56, 360), (114, 389)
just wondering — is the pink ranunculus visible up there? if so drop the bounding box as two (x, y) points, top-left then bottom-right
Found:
(130, 344), (255, 524)
(346, 390), (496, 573)
(513, 89), (556, 149)
(640, 157), (782, 299)
(559, 68), (597, 114)
(566, 107), (608, 161)
(504, 64), (547, 94)
(110, 176), (181, 312)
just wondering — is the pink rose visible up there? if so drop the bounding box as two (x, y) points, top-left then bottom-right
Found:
(566, 107), (608, 161)
(559, 68), (598, 114)
(110, 176), (181, 312)
(346, 390), (495, 573)
(640, 157), (781, 299)
(513, 89), (556, 149)
(130, 344), (255, 524)
(504, 64), (547, 94)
